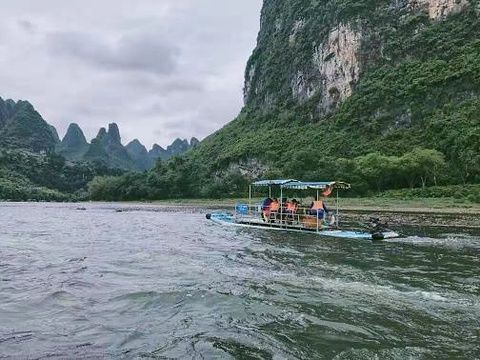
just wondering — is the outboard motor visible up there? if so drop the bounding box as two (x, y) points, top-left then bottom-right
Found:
(368, 217), (389, 241)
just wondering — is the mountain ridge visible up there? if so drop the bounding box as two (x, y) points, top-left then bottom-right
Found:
(0, 97), (199, 171)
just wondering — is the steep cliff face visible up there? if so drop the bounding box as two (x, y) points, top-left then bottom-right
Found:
(244, 0), (475, 114)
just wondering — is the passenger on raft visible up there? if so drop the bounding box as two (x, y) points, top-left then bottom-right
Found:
(310, 198), (329, 219)
(261, 197), (273, 221)
(269, 198), (280, 222)
(285, 199), (298, 214)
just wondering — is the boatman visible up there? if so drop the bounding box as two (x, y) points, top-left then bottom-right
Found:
(310, 198), (329, 219)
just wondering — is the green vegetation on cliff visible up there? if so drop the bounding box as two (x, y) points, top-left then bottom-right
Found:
(0, 98), (57, 153)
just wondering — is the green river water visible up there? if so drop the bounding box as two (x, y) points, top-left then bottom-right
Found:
(0, 203), (479, 359)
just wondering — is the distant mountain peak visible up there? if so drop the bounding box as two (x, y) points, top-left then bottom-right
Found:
(85, 123), (135, 170)
(0, 97), (56, 153)
(96, 127), (107, 140)
(57, 123), (89, 160)
(190, 137), (200, 147)
(126, 139), (152, 171)
(126, 139), (147, 153)
(107, 123), (121, 143)
(62, 123), (87, 145)
(151, 143), (166, 152)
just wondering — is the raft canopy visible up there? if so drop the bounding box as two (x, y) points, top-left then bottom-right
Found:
(283, 181), (351, 190)
(251, 179), (351, 190)
(252, 179), (299, 187)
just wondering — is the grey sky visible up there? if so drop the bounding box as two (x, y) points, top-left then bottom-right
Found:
(0, 0), (262, 148)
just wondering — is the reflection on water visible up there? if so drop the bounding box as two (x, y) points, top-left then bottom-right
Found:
(0, 203), (479, 359)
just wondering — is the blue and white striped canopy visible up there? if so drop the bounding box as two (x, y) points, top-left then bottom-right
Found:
(282, 181), (351, 190)
(252, 179), (299, 186)
(252, 180), (350, 189)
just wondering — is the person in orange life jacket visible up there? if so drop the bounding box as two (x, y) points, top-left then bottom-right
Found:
(310, 198), (329, 219)
(270, 198), (280, 212)
(285, 199), (298, 214)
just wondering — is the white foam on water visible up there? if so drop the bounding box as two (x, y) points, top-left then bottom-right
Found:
(384, 234), (480, 249)
(306, 276), (477, 310)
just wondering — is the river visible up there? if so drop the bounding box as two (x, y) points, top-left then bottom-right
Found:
(0, 203), (479, 359)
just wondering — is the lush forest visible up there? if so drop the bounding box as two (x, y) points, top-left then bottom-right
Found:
(0, 150), (123, 201)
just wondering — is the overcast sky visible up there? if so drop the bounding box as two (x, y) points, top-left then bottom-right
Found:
(0, 0), (262, 148)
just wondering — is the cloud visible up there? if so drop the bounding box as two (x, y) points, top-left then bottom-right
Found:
(18, 19), (36, 33)
(47, 30), (179, 76)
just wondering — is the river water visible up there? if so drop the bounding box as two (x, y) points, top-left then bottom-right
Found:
(0, 203), (479, 359)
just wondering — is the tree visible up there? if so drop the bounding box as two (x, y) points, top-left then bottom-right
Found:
(355, 152), (397, 192)
(401, 148), (446, 188)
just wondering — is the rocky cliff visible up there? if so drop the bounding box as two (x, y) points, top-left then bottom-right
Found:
(244, 0), (476, 114)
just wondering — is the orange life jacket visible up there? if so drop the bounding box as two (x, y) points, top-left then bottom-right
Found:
(311, 201), (324, 211)
(271, 201), (280, 211)
(287, 202), (297, 212)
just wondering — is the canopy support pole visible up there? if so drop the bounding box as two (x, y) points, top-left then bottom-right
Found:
(316, 189), (319, 232)
(249, 185), (252, 213)
(280, 187), (283, 228)
(336, 188), (339, 228)
(269, 186), (272, 198)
